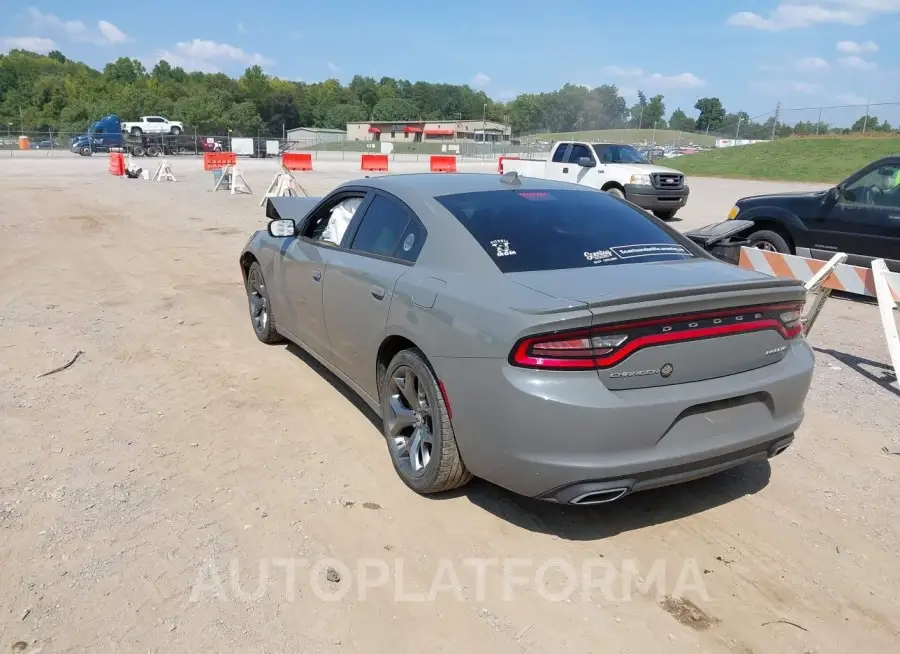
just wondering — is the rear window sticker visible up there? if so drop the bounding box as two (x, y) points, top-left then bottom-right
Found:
(610, 243), (691, 259)
(490, 239), (516, 257)
(584, 249), (617, 263)
(402, 233), (415, 251)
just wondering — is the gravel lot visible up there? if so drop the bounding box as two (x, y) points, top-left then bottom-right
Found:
(1, 152), (898, 653)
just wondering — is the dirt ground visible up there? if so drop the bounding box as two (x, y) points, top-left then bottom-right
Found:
(1, 153), (898, 653)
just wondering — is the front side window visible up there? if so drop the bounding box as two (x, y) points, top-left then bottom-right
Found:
(567, 144), (594, 163)
(842, 164), (900, 208)
(593, 144), (651, 164)
(435, 189), (695, 273)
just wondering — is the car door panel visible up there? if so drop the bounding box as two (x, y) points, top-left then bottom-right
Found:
(321, 193), (421, 397)
(275, 238), (332, 359)
(810, 162), (900, 265)
(545, 143), (571, 181)
(321, 251), (408, 397)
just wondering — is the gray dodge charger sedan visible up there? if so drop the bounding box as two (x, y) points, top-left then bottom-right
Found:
(239, 172), (814, 505)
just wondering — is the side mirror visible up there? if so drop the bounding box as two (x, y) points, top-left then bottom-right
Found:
(825, 186), (841, 205)
(576, 156), (596, 168)
(267, 219), (297, 238)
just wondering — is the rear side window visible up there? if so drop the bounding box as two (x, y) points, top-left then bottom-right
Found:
(435, 189), (695, 273)
(349, 195), (410, 258)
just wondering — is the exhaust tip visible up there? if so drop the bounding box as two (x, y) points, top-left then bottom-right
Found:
(769, 435), (795, 458)
(569, 487), (630, 505)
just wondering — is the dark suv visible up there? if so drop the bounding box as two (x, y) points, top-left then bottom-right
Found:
(727, 156), (900, 271)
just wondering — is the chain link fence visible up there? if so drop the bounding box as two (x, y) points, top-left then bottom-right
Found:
(3, 101), (898, 160)
(0, 130), (541, 160)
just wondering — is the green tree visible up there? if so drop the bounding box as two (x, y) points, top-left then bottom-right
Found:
(668, 108), (696, 132)
(644, 94), (666, 128)
(371, 97), (419, 121)
(324, 103), (369, 129)
(629, 90), (648, 128)
(693, 97), (726, 132)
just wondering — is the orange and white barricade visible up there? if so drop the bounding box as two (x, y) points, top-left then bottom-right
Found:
(739, 246), (900, 382)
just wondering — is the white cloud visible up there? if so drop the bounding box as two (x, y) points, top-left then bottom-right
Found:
(837, 39), (879, 53)
(97, 20), (127, 44)
(471, 72), (491, 88)
(152, 39), (273, 72)
(838, 55), (877, 70)
(327, 61), (340, 73)
(0, 36), (57, 53)
(604, 65), (706, 90)
(836, 92), (868, 105)
(727, 1), (900, 30)
(153, 50), (221, 73)
(27, 7), (129, 45)
(796, 56), (830, 71)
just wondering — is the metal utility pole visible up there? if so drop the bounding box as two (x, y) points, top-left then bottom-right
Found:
(771, 102), (781, 140)
(482, 103), (487, 144)
(815, 107), (822, 135)
(862, 101), (870, 134)
(651, 120), (657, 145)
(735, 116), (742, 140)
(638, 105), (644, 130)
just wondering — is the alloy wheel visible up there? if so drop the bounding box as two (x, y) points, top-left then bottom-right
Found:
(754, 241), (777, 252)
(387, 366), (434, 477)
(247, 268), (268, 333)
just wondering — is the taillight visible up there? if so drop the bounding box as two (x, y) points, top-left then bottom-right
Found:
(509, 302), (805, 371)
(779, 304), (805, 339)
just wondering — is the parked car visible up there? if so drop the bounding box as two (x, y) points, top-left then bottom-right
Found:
(239, 173), (813, 505)
(121, 115), (184, 136)
(724, 156), (900, 272)
(500, 141), (689, 219)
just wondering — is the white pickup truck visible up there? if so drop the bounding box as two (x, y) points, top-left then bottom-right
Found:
(121, 116), (184, 136)
(501, 141), (689, 219)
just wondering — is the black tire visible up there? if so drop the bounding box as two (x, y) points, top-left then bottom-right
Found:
(605, 186), (625, 199)
(80, 146), (92, 156)
(130, 127), (142, 137)
(245, 262), (284, 344)
(381, 349), (472, 495)
(146, 146), (160, 157)
(170, 126), (183, 135)
(131, 145), (145, 157)
(653, 209), (678, 220)
(748, 229), (791, 254)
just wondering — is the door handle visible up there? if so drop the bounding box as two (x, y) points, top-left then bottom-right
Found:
(312, 270), (322, 282)
(562, 167), (569, 173)
(370, 285), (385, 300)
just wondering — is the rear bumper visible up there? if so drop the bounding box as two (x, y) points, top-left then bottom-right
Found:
(433, 340), (813, 501)
(624, 183), (690, 211)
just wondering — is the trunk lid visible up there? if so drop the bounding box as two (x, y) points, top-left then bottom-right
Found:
(509, 260), (805, 390)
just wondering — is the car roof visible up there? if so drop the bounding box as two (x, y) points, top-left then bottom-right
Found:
(341, 172), (592, 198)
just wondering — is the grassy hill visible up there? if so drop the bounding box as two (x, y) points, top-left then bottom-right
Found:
(669, 135), (900, 183)
(530, 128), (718, 147)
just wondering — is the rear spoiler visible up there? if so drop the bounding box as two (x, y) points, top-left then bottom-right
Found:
(684, 219), (754, 265)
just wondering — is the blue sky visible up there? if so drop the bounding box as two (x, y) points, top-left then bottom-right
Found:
(2, 1), (898, 124)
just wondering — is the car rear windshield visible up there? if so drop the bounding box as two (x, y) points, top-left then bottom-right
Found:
(435, 189), (695, 273)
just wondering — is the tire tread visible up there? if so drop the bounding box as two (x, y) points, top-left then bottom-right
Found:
(385, 348), (472, 494)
